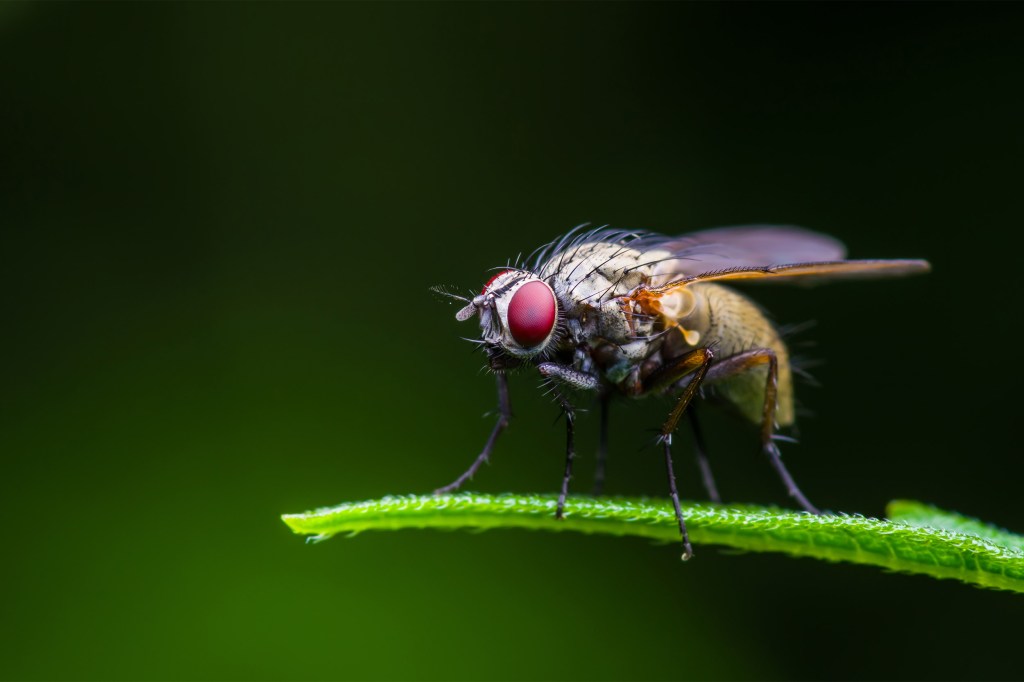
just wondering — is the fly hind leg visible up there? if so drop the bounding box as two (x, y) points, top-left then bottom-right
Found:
(593, 394), (609, 496)
(688, 407), (721, 503)
(706, 349), (821, 515)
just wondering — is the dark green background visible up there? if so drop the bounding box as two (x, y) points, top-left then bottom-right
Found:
(3, 3), (1022, 680)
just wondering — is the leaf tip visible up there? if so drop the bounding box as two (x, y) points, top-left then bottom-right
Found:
(280, 513), (309, 534)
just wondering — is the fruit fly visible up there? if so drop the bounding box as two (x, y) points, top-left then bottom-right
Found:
(434, 225), (929, 559)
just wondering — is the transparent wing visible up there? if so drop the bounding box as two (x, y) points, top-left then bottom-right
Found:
(639, 225), (849, 284)
(627, 258), (931, 324)
(658, 259), (932, 290)
(530, 224), (927, 291)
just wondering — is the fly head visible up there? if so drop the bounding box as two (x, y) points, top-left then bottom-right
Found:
(455, 270), (561, 361)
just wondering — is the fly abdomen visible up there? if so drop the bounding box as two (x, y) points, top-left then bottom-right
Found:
(689, 283), (795, 427)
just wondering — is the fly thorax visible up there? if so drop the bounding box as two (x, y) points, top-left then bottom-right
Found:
(543, 242), (650, 304)
(595, 339), (656, 385)
(589, 298), (638, 344)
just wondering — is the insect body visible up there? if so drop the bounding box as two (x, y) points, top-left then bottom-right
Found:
(437, 225), (930, 559)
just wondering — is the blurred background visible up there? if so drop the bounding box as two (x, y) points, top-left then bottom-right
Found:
(3, 3), (1023, 680)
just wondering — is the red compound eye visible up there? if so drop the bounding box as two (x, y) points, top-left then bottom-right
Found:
(507, 280), (557, 348)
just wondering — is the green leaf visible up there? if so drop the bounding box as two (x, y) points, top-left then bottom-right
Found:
(886, 499), (1024, 552)
(282, 494), (1024, 593)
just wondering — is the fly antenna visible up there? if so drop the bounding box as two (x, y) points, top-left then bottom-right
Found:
(430, 285), (478, 321)
(429, 284), (470, 304)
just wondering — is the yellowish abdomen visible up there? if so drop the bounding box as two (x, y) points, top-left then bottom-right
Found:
(695, 283), (794, 427)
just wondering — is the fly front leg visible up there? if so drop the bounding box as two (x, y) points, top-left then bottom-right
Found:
(434, 372), (511, 495)
(538, 362), (609, 496)
(547, 387), (577, 520)
(706, 349), (820, 515)
(642, 347), (716, 560)
(536, 362), (600, 392)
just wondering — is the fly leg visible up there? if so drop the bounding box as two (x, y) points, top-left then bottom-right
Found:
(593, 394), (609, 495)
(545, 386), (577, 520)
(536, 362), (600, 391)
(537, 363), (607, 497)
(642, 347), (716, 560)
(688, 407), (721, 503)
(705, 349), (820, 514)
(434, 372), (511, 495)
